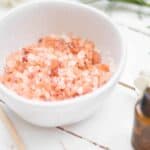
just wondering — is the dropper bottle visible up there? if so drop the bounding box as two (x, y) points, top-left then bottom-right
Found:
(132, 87), (150, 150)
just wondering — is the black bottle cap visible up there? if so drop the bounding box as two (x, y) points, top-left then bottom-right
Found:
(141, 87), (150, 117)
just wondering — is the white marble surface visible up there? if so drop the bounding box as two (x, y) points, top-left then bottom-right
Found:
(0, 0), (150, 150)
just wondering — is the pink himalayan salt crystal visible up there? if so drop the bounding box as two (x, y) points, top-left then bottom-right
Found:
(0, 35), (111, 101)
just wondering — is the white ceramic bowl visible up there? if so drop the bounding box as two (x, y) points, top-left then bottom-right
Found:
(0, 0), (125, 127)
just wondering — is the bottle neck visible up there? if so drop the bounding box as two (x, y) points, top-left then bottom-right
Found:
(141, 87), (150, 117)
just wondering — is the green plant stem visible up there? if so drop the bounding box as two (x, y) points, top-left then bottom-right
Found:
(81, 0), (150, 7)
(110, 0), (150, 7)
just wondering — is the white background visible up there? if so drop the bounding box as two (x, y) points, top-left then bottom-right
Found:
(0, 0), (150, 149)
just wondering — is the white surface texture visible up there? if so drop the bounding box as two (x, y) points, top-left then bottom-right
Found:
(0, 1), (125, 127)
(0, 0), (149, 150)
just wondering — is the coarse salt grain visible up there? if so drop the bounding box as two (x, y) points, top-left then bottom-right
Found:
(0, 35), (111, 101)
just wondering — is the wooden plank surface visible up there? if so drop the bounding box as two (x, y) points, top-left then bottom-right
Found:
(0, 0), (149, 150)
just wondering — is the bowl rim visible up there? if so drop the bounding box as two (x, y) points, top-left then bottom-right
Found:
(0, 0), (126, 107)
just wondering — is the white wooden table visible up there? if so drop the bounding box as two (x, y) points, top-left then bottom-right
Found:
(0, 0), (150, 150)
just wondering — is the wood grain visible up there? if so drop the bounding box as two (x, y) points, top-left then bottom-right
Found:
(0, 105), (25, 150)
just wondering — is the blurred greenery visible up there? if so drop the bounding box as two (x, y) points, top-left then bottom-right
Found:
(80, 0), (150, 30)
(81, 0), (150, 7)
(111, 0), (150, 7)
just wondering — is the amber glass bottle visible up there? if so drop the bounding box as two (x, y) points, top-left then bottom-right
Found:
(132, 87), (150, 150)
